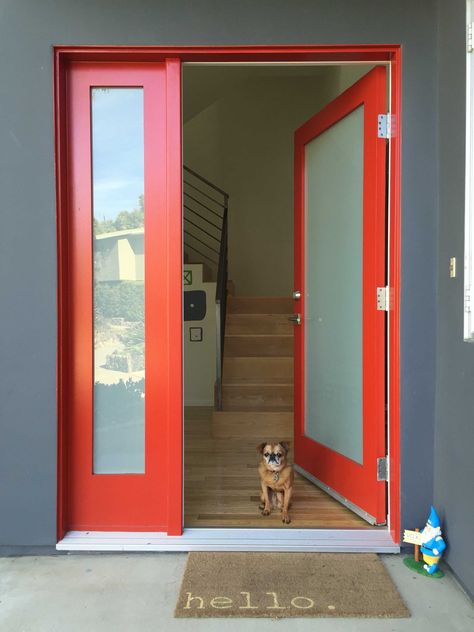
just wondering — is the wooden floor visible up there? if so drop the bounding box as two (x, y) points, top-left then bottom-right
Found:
(184, 407), (371, 529)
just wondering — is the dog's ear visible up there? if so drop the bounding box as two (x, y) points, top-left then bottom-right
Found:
(280, 441), (290, 455)
(257, 442), (267, 454)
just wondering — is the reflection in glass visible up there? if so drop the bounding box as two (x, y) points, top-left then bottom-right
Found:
(304, 105), (364, 464)
(91, 88), (145, 474)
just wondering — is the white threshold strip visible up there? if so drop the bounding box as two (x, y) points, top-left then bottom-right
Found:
(57, 528), (399, 553)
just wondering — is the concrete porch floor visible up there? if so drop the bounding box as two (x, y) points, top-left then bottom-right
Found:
(0, 553), (472, 631)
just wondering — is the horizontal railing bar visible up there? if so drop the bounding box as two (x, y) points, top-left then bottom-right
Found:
(184, 242), (219, 264)
(183, 229), (220, 254)
(184, 190), (224, 219)
(184, 206), (222, 232)
(183, 180), (226, 209)
(183, 165), (229, 198)
(183, 216), (221, 242)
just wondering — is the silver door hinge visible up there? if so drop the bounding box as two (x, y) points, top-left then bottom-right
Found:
(376, 286), (391, 311)
(468, 22), (474, 53)
(465, 287), (472, 313)
(377, 456), (389, 482)
(377, 113), (393, 139)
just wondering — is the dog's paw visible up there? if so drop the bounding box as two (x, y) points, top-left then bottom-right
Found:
(282, 513), (291, 524)
(261, 508), (271, 516)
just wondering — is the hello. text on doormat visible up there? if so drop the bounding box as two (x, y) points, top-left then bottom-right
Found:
(175, 552), (410, 618)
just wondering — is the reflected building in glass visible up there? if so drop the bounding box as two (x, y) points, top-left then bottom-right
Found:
(91, 87), (146, 474)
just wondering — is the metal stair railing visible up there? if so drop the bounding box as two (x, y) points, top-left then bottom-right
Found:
(183, 165), (229, 410)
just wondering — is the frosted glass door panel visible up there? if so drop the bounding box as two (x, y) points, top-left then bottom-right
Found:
(91, 88), (145, 474)
(304, 105), (364, 464)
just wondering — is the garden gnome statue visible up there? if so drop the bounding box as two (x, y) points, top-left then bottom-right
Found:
(420, 506), (446, 575)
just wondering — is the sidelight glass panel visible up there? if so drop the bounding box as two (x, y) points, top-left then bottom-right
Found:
(91, 88), (145, 474)
(304, 105), (364, 464)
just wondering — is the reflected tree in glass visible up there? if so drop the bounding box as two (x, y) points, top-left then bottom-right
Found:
(91, 87), (146, 474)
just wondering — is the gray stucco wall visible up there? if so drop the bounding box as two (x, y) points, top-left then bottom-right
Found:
(435, 0), (474, 600)
(0, 0), (441, 571)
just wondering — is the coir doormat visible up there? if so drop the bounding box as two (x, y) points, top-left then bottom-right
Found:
(175, 552), (409, 618)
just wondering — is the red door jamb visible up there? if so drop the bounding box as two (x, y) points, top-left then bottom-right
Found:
(164, 59), (184, 536)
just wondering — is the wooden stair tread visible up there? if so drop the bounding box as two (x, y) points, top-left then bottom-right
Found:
(226, 314), (293, 335)
(224, 354), (293, 362)
(222, 383), (293, 390)
(212, 410), (293, 420)
(225, 333), (293, 338)
(228, 296), (293, 314)
(227, 314), (291, 319)
(212, 409), (292, 438)
(223, 378), (293, 385)
(225, 334), (293, 357)
(229, 312), (291, 315)
(223, 357), (293, 369)
(222, 407), (293, 412)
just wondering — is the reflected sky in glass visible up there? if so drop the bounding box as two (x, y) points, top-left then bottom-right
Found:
(92, 88), (144, 221)
(91, 87), (145, 474)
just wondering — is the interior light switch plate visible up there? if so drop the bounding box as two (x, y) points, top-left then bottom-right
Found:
(190, 327), (203, 342)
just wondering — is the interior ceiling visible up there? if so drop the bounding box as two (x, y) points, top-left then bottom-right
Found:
(182, 64), (339, 123)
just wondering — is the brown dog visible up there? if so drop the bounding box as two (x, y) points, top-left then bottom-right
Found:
(257, 442), (294, 524)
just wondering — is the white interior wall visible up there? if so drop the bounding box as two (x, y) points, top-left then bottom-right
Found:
(184, 65), (374, 296)
(183, 263), (217, 406)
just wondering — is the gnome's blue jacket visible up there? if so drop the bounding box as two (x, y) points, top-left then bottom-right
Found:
(420, 533), (446, 557)
(420, 506), (446, 557)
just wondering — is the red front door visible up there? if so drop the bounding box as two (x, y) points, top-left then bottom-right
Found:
(293, 67), (387, 525)
(64, 60), (182, 533)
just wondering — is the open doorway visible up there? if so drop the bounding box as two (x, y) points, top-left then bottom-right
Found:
(182, 63), (388, 529)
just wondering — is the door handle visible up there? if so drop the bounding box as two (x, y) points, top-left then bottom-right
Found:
(292, 290), (301, 300)
(288, 314), (301, 325)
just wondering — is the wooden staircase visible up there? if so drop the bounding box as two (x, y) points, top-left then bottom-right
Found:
(212, 296), (294, 440)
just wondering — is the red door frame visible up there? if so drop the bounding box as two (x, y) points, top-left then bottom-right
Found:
(54, 45), (402, 543)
